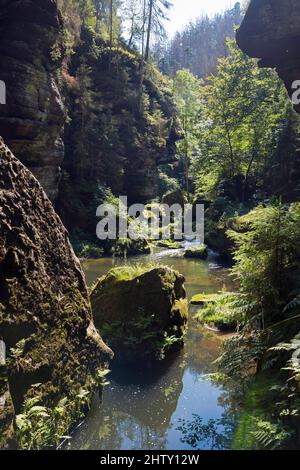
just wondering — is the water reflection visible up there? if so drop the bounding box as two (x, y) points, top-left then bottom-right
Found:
(68, 249), (236, 450)
(177, 413), (235, 450)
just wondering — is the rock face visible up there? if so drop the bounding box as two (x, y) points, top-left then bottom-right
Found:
(0, 138), (112, 448)
(91, 266), (188, 364)
(0, 1), (182, 235)
(58, 33), (182, 237)
(0, 0), (65, 202)
(236, 0), (300, 113)
(184, 245), (208, 260)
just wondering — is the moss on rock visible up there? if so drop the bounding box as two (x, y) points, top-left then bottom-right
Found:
(0, 139), (112, 449)
(155, 240), (181, 250)
(184, 244), (208, 259)
(91, 265), (188, 364)
(190, 293), (219, 305)
(194, 292), (239, 332)
(109, 238), (151, 257)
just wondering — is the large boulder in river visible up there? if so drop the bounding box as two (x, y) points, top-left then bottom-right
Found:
(91, 265), (188, 364)
(0, 138), (112, 449)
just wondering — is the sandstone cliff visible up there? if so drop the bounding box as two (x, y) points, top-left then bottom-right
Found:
(0, 1), (181, 216)
(0, 0), (65, 202)
(0, 137), (112, 448)
(58, 30), (182, 238)
(236, 0), (300, 113)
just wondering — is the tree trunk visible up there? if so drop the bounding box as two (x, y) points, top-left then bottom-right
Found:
(95, 2), (101, 32)
(141, 0), (147, 57)
(183, 115), (189, 193)
(128, 17), (134, 48)
(145, 0), (153, 62)
(109, 0), (113, 71)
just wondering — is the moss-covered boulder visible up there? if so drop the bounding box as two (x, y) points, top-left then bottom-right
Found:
(194, 293), (239, 332)
(109, 238), (151, 257)
(190, 293), (219, 305)
(0, 138), (112, 449)
(184, 245), (208, 259)
(91, 265), (188, 364)
(155, 240), (181, 250)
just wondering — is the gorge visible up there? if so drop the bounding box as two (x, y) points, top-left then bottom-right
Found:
(1, 0), (300, 451)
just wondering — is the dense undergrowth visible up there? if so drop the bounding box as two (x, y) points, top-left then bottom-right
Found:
(206, 203), (300, 448)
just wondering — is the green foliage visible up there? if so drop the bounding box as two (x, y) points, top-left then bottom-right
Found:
(173, 69), (203, 191)
(216, 332), (267, 381)
(251, 419), (291, 450)
(229, 203), (300, 329)
(77, 244), (104, 258)
(110, 238), (151, 257)
(190, 293), (219, 305)
(191, 39), (299, 202)
(160, 3), (242, 78)
(15, 392), (88, 450)
(155, 239), (181, 249)
(158, 169), (180, 198)
(270, 334), (300, 384)
(100, 309), (185, 361)
(195, 292), (241, 331)
(177, 413), (233, 450)
(58, 0), (122, 45)
(60, 31), (179, 241)
(15, 364), (111, 449)
(96, 367), (111, 387)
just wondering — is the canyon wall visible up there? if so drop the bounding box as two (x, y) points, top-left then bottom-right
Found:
(236, 0), (300, 114)
(0, 137), (112, 448)
(0, 0), (181, 214)
(0, 0), (65, 202)
(58, 31), (182, 237)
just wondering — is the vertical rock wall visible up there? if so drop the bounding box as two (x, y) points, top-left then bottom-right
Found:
(0, 0), (65, 202)
(0, 138), (112, 448)
(236, 0), (300, 114)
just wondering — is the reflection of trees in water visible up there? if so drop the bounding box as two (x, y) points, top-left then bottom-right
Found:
(176, 374), (243, 450)
(92, 409), (168, 450)
(184, 322), (226, 376)
(69, 352), (185, 450)
(177, 413), (235, 450)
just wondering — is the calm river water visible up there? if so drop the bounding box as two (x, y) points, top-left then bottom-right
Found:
(67, 248), (238, 450)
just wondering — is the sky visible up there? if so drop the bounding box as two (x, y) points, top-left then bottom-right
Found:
(166, 0), (235, 37)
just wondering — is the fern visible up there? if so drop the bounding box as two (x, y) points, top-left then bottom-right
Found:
(283, 296), (300, 313)
(251, 418), (291, 450)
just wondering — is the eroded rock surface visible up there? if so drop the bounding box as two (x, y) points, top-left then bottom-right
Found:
(236, 0), (300, 112)
(0, 0), (65, 201)
(0, 138), (112, 448)
(91, 265), (188, 364)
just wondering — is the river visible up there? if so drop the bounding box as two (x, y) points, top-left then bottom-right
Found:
(67, 247), (238, 450)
